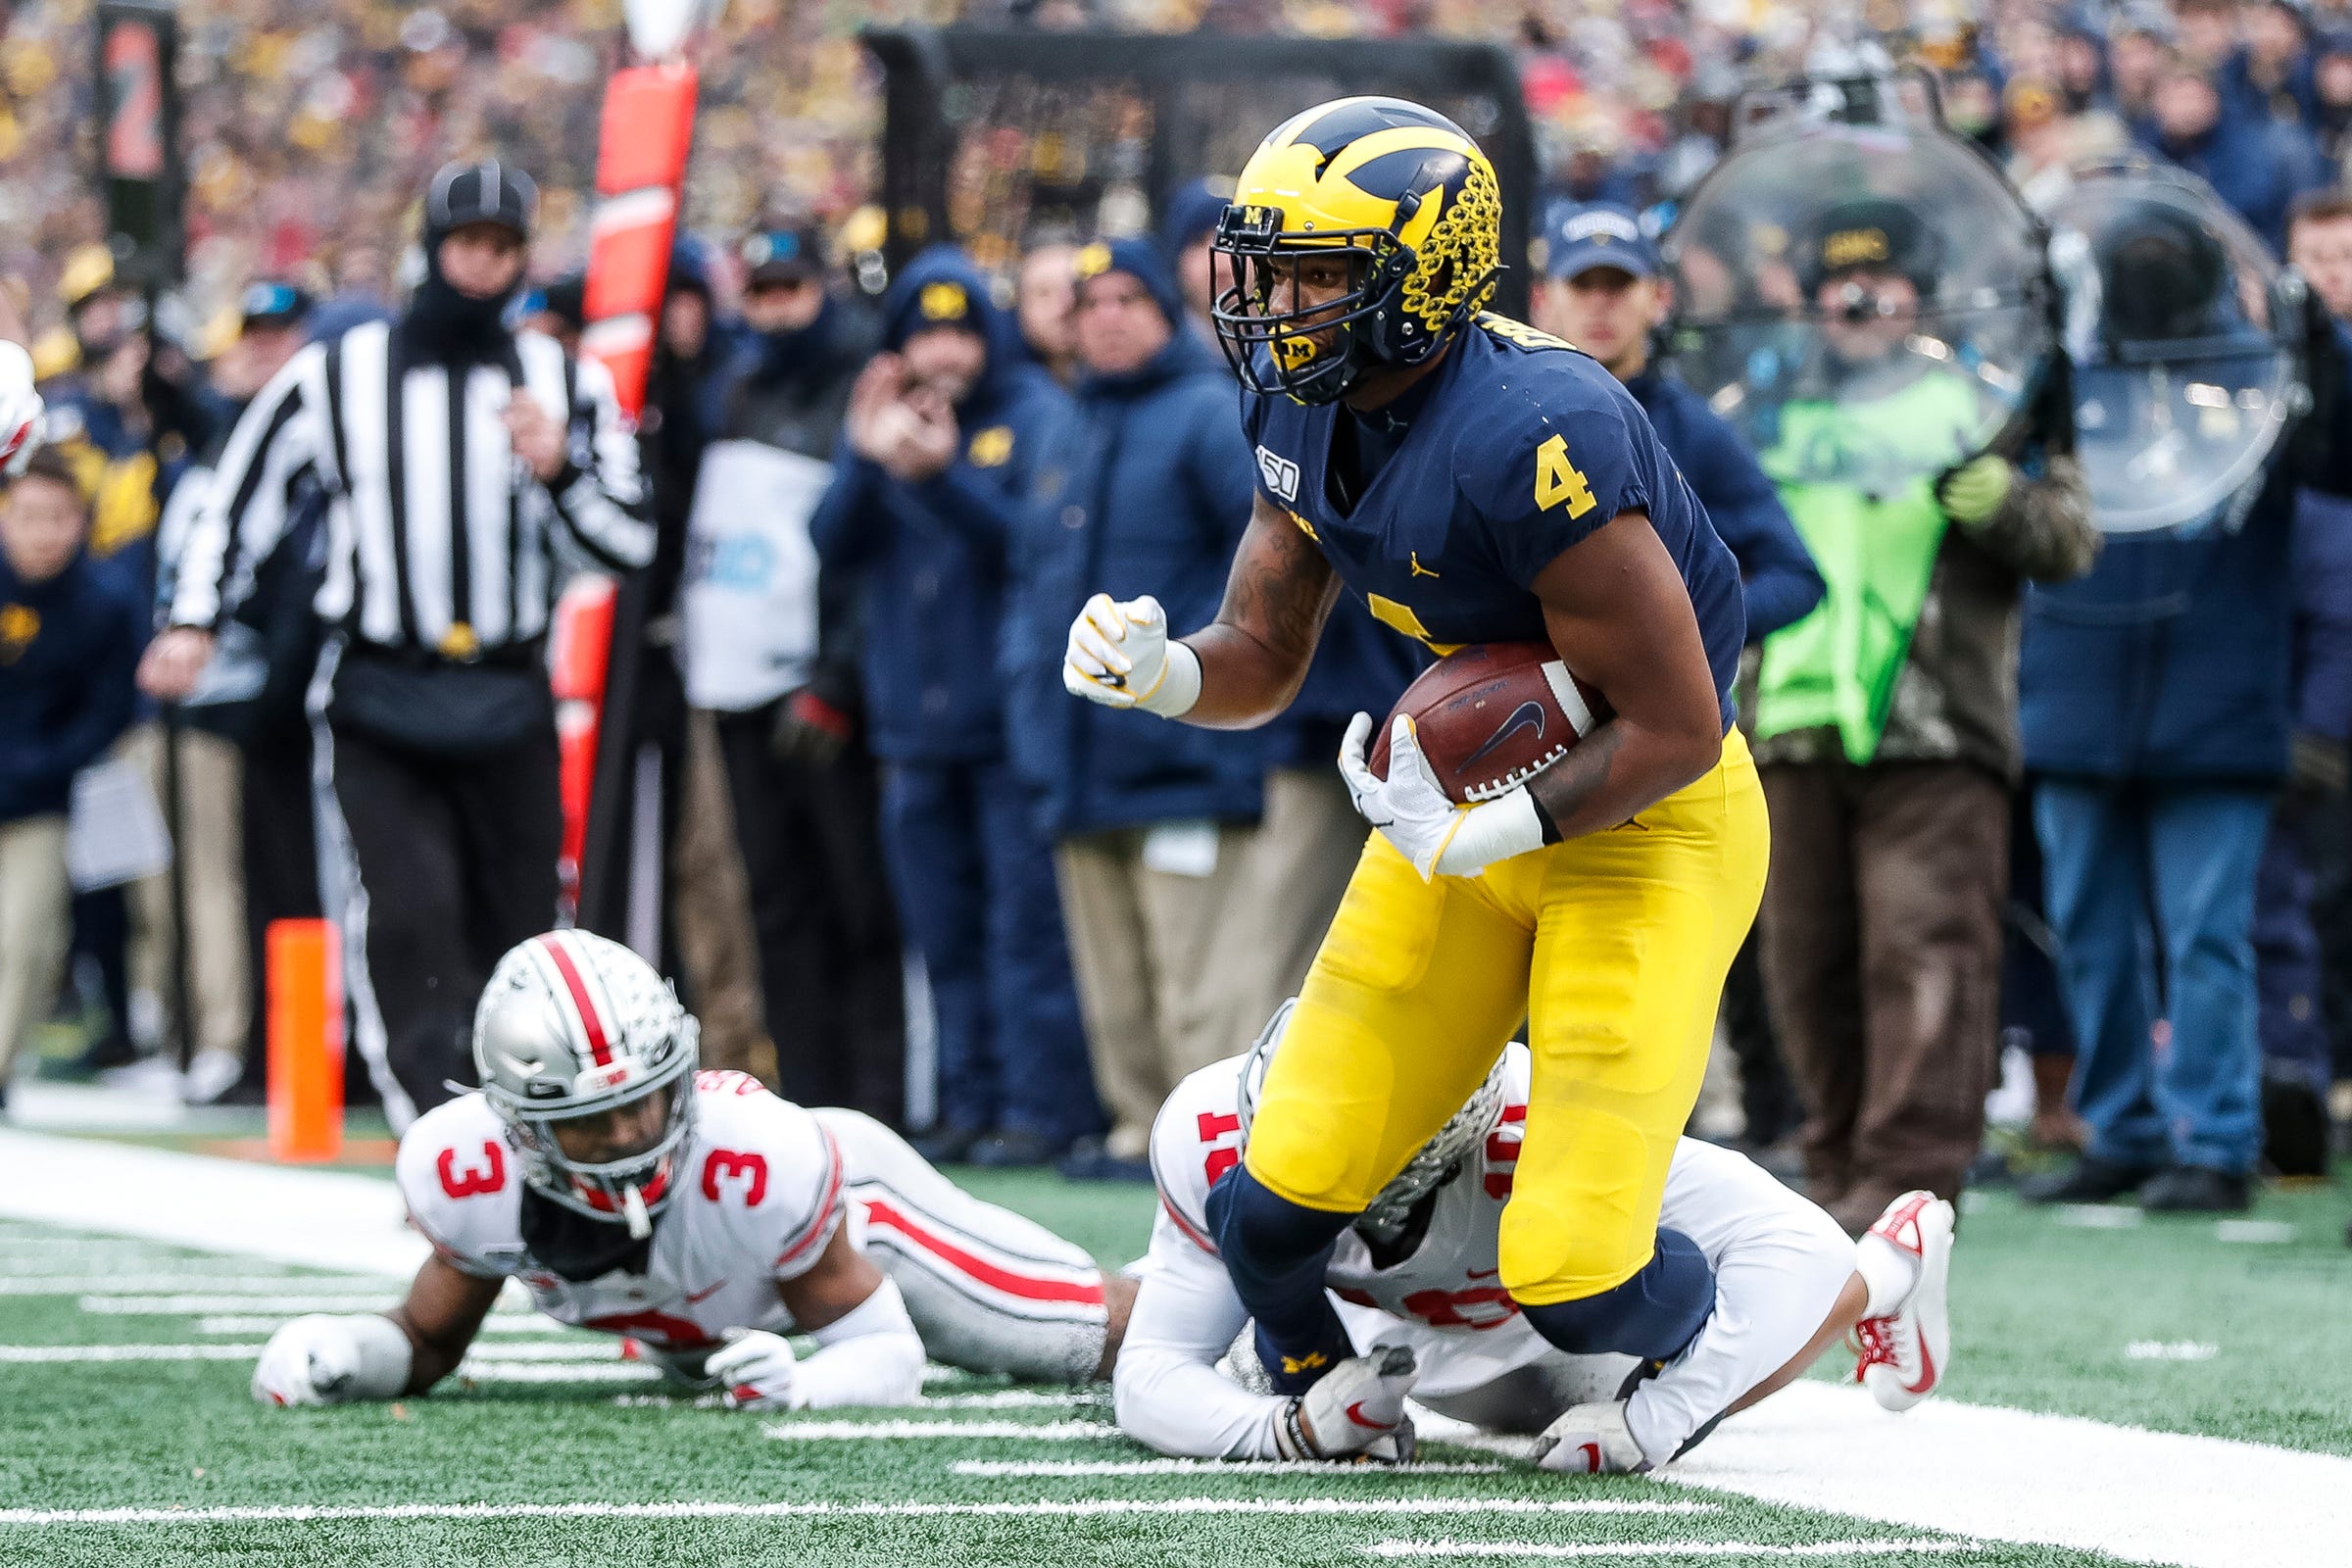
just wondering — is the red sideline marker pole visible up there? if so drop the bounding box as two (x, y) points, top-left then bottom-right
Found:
(267, 918), (343, 1163)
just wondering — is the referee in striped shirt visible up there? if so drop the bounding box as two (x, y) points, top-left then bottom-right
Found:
(140, 161), (654, 1129)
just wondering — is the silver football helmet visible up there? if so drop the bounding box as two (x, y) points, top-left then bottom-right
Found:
(472, 930), (701, 1238)
(1235, 1000), (1508, 1243)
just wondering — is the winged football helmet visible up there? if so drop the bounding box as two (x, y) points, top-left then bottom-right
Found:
(1211, 96), (1503, 404)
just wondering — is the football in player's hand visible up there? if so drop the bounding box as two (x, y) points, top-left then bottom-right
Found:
(1367, 641), (1611, 805)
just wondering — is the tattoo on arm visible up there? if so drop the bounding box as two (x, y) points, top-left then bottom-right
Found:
(1175, 498), (1339, 728)
(1219, 508), (1333, 662)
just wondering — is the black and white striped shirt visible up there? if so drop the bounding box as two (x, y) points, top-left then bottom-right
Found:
(170, 320), (653, 656)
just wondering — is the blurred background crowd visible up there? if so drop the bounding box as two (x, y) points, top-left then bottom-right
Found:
(9, 0), (2352, 1228)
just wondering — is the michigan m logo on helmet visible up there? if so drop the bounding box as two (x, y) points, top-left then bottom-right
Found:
(1210, 96), (1503, 405)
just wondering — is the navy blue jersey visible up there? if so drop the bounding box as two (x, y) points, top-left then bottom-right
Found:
(1243, 314), (1744, 728)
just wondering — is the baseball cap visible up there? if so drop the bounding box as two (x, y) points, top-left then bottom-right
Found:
(741, 226), (826, 288)
(238, 279), (314, 331)
(1544, 202), (1660, 282)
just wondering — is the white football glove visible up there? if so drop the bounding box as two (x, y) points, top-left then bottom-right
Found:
(1063, 593), (1200, 717)
(251, 1313), (411, 1407)
(1337, 712), (1546, 882)
(1273, 1345), (1419, 1463)
(709, 1328), (805, 1411)
(1532, 1399), (1651, 1474)
(0, 339), (46, 477)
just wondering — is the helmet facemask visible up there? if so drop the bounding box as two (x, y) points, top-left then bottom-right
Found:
(1212, 211), (1409, 405)
(1235, 1000), (1508, 1245)
(505, 1068), (698, 1238)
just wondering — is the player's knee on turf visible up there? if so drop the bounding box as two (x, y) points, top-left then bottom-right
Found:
(1202, 1166), (1356, 1393)
(1516, 1229), (1715, 1361)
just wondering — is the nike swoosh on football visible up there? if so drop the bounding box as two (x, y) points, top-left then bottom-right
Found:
(1461, 701), (1546, 767)
(1346, 1400), (1396, 1432)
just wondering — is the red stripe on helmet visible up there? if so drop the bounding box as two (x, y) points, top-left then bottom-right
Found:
(538, 934), (613, 1066)
(860, 1198), (1106, 1306)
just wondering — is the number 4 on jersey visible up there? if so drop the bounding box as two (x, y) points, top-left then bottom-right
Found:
(1534, 434), (1596, 519)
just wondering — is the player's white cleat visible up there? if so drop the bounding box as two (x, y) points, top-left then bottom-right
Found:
(1532, 1400), (1650, 1474)
(1852, 1190), (1955, 1413)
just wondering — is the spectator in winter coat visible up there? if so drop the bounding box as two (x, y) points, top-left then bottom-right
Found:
(1533, 204), (1824, 642)
(1016, 241), (1080, 387)
(2137, 62), (2328, 256)
(2249, 192), (2352, 1176)
(0, 448), (145, 1113)
(1004, 238), (1264, 1178)
(2225, 0), (2322, 128)
(1747, 199), (2101, 1232)
(693, 225), (904, 1121)
(1535, 201), (1826, 1157)
(810, 245), (1098, 1167)
(2020, 230), (2352, 1214)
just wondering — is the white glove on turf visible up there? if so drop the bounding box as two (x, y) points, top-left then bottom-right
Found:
(251, 1313), (412, 1407)
(709, 1328), (805, 1410)
(1337, 712), (1546, 881)
(1063, 593), (1201, 717)
(1273, 1345), (1420, 1463)
(1532, 1399), (1651, 1474)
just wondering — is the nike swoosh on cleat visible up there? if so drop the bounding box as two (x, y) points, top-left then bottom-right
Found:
(1462, 701), (1546, 767)
(1577, 1442), (1602, 1473)
(1346, 1400), (1396, 1432)
(1902, 1337), (1938, 1396)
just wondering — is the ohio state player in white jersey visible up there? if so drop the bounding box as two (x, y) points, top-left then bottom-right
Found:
(252, 932), (1129, 1410)
(1114, 1005), (1955, 1470)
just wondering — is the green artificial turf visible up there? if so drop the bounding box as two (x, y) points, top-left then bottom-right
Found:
(3, 1151), (2347, 1566)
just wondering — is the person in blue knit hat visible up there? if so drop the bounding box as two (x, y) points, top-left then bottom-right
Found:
(1159, 178), (1232, 348)
(1004, 236), (1268, 1180)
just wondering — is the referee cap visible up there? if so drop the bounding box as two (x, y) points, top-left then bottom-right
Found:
(426, 159), (538, 242)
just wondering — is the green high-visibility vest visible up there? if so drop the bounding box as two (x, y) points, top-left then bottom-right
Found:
(1754, 371), (1982, 764)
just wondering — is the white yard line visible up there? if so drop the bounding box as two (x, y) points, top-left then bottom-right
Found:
(951, 1459), (1508, 1478)
(764, 1418), (1120, 1442)
(1364, 1542), (1984, 1560)
(0, 1277), (394, 1296)
(443, 1363), (663, 1385)
(2, 1498), (1718, 1527)
(194, 1315), (553, 1336)
(0, 1345), (263, 1363)
(0, 1129), (424, 1277)
(1659, 1380), (2352, 1568)
(80, 1296), (413, 1314)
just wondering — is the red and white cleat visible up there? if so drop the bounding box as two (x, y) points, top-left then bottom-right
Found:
(1853, 1190), (1954, 1413)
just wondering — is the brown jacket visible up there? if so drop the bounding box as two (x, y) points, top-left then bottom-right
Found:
(1747, 455), (2101, 779)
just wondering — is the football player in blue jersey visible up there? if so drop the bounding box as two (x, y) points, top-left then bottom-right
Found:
(1060, 97), (1769, 1464)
